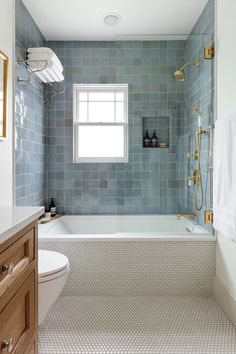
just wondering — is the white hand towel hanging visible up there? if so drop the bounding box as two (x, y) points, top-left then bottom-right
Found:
(213, 113), (236, 241)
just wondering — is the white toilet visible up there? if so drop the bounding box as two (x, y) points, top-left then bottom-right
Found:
(38, 250), (70, 325)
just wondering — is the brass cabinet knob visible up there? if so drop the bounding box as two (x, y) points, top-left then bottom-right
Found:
(1, 263), (14, 275)
(2, 338), (14, 352)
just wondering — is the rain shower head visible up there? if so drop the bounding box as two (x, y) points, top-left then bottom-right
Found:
(173, 61), (199, 82)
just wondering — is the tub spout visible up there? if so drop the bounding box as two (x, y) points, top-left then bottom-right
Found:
(177, 213), (197, 220)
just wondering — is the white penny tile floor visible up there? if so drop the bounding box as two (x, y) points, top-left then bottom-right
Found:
(39, 296), (236, 354)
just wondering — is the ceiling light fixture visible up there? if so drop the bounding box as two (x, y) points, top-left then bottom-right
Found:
(103, 12), (121, 26)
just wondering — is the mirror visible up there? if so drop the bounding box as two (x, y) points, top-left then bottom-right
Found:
(0, 50), (8, 140)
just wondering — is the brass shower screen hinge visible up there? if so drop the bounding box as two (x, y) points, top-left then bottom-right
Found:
(204, 46), (215, 59)
(204, 209), (214, 224)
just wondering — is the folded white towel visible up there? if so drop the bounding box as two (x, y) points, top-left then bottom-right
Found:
(27, 61), (64, 83)
(45, 67), (64, 82)
(35, 70), (53, 84)
(28, 52), (63, 73)
(213, 113), (236, 241)
(27, 47), (64, 83)
(27, 47), (63, 72)
(36, 69), (64, 83)
(27, 58), (63, 77)
(28, 47), (54, 53)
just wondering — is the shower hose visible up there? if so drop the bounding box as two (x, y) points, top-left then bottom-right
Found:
(194, 130), (204, 211)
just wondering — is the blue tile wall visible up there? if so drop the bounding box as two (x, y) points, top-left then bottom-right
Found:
(15, 0), (47, 206)
(178, 0), (215, 229)
(15, 0), (214, 220)
(46, 41), (186, 214)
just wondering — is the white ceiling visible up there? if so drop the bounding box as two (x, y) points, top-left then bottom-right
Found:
(23, 0), (209, 41)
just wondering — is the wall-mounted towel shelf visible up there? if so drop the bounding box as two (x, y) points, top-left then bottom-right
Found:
(17, 58), (66, 98)
(17, 58), (49, 86)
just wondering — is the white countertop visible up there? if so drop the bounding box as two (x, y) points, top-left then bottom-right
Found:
(0, 206), (44, 245)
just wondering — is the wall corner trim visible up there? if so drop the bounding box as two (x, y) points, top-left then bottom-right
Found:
(214, 276), (236, 327)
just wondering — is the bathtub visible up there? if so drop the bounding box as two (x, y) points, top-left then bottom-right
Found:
(39, 215), (216, 296)
(39, 214), (214, 240)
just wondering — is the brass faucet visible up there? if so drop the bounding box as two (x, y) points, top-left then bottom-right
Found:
(177, 213), (197, 220)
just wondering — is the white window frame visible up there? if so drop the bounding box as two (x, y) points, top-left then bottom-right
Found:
(73, 84), (128, 163)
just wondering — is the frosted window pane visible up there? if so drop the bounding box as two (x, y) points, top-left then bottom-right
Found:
(89, 92), (115, 101)
(116, 102), (124, 122)
(78, 126), (124, 158)
(79, 102), (87, 122)
(116, 92), (124, 101)
(89, 102), (115, 122)
(79, 92), (87, 101)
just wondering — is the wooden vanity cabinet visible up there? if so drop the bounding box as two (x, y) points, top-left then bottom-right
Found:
(0, 221), (38, 354)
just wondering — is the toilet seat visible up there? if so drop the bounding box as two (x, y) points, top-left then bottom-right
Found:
(39, 250), (69, 283)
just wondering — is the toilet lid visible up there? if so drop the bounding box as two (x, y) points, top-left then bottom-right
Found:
(39, 250), (69, 279)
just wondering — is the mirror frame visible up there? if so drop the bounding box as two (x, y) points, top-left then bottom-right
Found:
(0, 50), (8, 141)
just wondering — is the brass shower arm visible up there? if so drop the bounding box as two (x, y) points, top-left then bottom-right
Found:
(180, 61), (199, 71)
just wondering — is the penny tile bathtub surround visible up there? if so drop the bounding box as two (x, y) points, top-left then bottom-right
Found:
(40, 239), (216, 296)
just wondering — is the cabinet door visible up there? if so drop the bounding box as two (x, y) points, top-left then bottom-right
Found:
(0, 272), (35, 354)
(0, 228), (35, 298)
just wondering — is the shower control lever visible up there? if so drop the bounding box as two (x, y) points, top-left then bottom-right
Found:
(188, 170), (198, 185)
(196, 128), (208, 136)
(188, 175), (197, 183)
(187, 151), (199, 160)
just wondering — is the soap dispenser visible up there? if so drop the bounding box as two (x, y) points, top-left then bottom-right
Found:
(49, 198), (56, 217)
(151, 130), (158, 148)
(143, 130), (151, 148)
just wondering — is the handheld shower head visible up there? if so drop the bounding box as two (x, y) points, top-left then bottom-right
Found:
(173, 61), (199, 82)
(192, 106), (202, 128)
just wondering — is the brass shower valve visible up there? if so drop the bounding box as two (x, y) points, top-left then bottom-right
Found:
(188, 170), (199, 185)
(187, 151), (199, 160)
(188, 175), (198, 183)
(196, 128), (208, 136)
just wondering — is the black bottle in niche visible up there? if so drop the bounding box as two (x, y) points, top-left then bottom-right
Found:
(49, 198), (56, 217)
(143, 130), (151, 148)
(151, 130), (158, 148)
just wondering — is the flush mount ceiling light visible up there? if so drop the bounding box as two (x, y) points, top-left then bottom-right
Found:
(103, 13), (121, 26)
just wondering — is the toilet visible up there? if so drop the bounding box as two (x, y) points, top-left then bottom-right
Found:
(38, 250), (70, 325)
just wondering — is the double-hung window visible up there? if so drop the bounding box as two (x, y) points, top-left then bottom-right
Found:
(73, 84), (128, 163)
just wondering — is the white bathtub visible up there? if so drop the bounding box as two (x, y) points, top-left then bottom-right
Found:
(39, 214), (214, 240)
(39, 215), (215, 297)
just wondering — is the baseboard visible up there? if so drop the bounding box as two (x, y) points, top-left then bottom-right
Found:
(214, 276), (236, 326)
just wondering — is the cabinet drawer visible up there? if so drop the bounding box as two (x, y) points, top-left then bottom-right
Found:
(0, 272), (35, 354)
(0, 228), (35, 298)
